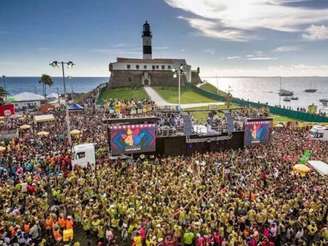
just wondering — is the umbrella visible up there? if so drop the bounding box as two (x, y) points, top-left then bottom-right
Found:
(292, 164), (311, 176)
(20, 124), (31, 130)
(0, 146), (6, 152)
(70, 129), (81, 136)
(37, 131), (50, 137)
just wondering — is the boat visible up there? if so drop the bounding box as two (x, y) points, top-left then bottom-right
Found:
(304, 89), (317, 93)
(283, 97), (291, 102)
(279, 89), (294, 97)
(291, 96), (298, 100)
(320, 99), (328, 106)
(304, 82), (317, 93)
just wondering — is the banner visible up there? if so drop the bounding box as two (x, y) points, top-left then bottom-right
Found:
(110, 124), (156, 155)
(0, 104), (15, 117)
(299, 150), (312, 164)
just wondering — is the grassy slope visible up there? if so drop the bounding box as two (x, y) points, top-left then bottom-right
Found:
(153, 86), (218, 104)
(200, 82), (228, 97)
(98, 87), (149, 104)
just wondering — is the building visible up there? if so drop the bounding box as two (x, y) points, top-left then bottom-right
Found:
(109, 21), (201, 88)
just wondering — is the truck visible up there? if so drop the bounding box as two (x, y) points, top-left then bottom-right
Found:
(309, 125), (328, 141)
(72, 143), (96, 168)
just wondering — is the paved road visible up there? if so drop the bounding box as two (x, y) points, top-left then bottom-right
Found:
(144, 86), (173, 106)
(144, 86), (224, 109)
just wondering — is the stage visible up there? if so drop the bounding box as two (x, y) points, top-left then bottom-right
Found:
(155, 131), (244, 156)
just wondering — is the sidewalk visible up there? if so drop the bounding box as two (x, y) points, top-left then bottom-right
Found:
(144, 86), (224, 109)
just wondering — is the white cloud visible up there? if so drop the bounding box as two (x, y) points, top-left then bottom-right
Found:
(164, 0), (328, 41)
(204, 48), (216, 55)
(226, 56), (241, 60)
(178, 16), (248, 41)
(273, 45), (301, 52)
(303, 25), (328, 40)
(247, 57), (277, 61)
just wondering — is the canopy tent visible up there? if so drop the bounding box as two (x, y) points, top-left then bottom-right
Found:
(13, 92), (45, 102)
(37, 131), (50, 137)
(34, 114), (55, 123)
(70, 129), (81, 136)
(68, 103), (84, 111)
(308, 160), (328, 176)
(19, 124), (31, 130)
(47, 93), (59, 99)
(292, 164), (311, 176)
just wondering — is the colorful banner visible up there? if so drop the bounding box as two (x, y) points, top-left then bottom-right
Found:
(299, 150), (312, 164)
(110, 124), (156, 155)
(0, 104), (15, 117)
(244, 118), (272, 146)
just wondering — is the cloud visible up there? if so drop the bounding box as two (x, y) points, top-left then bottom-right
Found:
(178, 16), (248, 41)
(164, 0), (328, 41)
(303, 25), (328, 40)
(247, 56), (277, 61)
(226, 56), (241, 60)
(204, 48), (216, 55)
(273, 45), (301, 52)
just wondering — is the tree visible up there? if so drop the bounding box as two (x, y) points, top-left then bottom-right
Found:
(39, 74), (53, 98)
(0, 86), (8, 104)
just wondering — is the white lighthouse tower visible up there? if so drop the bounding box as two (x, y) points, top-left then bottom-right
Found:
(142, 21), (152, 59)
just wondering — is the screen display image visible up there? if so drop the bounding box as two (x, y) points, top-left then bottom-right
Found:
(244, 119), (272, 146)
(110, 124), (156, 155)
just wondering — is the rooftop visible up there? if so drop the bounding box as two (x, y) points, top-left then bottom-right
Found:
(115, 57), (187, 64)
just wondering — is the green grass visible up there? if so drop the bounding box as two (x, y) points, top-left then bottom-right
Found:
(153, 86), (218, 104)
(199, 82), (228, 97)
(98, 87), (149, 104)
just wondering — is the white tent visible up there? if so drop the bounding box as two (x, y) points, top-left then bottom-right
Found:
(308, 160), (328, 176)
(47, 93), (59, 99)
(13, 92), (45, 102)
(34, 114), (55, 123)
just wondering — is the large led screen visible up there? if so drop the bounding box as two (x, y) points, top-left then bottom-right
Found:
(110, 124), (156, 155)
(244, 119), (272, 146)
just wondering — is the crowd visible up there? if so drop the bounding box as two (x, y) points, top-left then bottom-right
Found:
(0, 97), (327, 245)
(105, 99), (155, 118)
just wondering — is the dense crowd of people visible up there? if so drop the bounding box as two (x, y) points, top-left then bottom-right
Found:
(0, 97), (327, 246)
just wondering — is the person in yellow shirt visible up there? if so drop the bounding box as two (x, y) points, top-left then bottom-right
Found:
(133, 232), (143, 246)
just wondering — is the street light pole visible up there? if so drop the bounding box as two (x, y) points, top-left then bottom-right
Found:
(178, 69), (181, 107)
(173, 64), (184, 108)
(50, 61), (74, 146)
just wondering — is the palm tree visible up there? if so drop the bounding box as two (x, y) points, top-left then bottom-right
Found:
(39, 74), (53, 98)
(0, 86), (8, 105)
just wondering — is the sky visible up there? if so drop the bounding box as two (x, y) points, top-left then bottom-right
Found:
(1, 0), (328, 77)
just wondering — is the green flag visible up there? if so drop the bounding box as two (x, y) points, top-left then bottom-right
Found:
(299, 150), (312, 164)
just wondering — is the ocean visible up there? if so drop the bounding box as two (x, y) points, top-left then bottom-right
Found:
(1, 77), (108, 95)
(2, 76), (328, 111)
(205, 77), (328, 111)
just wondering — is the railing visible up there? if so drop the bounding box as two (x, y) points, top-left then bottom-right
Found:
(187, 83), (328, 123)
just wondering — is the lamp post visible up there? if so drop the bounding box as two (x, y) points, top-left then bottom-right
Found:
(172, 64), (184, 108)
(50, 61), (75, 146)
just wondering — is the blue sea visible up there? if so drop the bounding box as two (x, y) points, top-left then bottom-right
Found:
(2, 76), (328, 111)
(1, 77), (108, 95)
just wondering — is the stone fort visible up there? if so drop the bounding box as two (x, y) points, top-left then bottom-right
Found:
(108, 21), (202, 88)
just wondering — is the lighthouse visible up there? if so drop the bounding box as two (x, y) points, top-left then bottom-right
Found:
(142, 21), (152, 59)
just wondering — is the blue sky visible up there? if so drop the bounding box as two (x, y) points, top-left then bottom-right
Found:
(1, 0), (328, 76)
